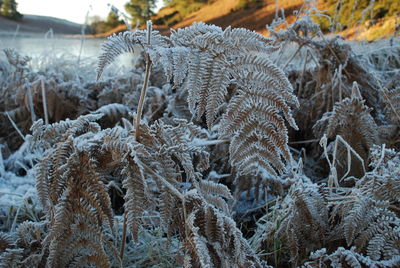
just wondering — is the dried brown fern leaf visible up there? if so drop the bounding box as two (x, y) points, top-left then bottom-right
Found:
(332, 190), (394, 247)
(313, 84), (379, 179)
(32, 114), (106, 213)
(93, 103), (132, 129)
(3, 49), (30, 77)
(35, 136), (74, 212)
(96, 29), (168, 80)
(43, 150), (116, 267)
(0, 222), (47, 268)
(328, 172), (400, 260)
(359, 146), (400, 203)
(31, 117), (120, 265)
(0, 248), (24, 268)
(197, 179), (233, 214)
(220, 83), (297, 177)
(250, 179), (329, 267)
(180, 191), (263, 268)
(15, 221), (45, 252)
(170, 23), (286, 129)
(96, 22), (299, 183)
(30, 114), (102, 149)
(0, 233), (13, 253)
(304, 247), (400, 268)
(121, 157), (152, 242)
(382, 87), (400, 125)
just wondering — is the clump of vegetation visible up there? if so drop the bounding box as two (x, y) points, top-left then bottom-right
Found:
(155, 0), (216, 26)
(88, 11), (125, 35)
(233, 0), (263, 12)
(125, 0), (157, 26)
(315, 0), (400, 32)
(164, 0), (215, 16)
(0, 7), (400, 268)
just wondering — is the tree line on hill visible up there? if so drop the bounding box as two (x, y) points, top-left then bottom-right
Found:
(89, 0), (216, 34)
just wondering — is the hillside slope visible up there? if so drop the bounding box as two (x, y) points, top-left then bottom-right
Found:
(0, 15), (82, 35)
(156, 0), (304, 34)
(155, 0), (398, 40)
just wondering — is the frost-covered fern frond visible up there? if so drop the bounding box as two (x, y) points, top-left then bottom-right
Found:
(31, 112), (238, 265)
(40, 148), (116, 267)
(250, 179), (329, 266)
(96, 29), (168, 80)
(326, 148), (400, 261)
(92, 103), (132, 129)
(0, 233), (13, 253)
(197, 179), (233, 214)
(252, 171), (400, 266)
(3, 49), (31, 73)
(357, 146), (400, 204)
(313, 83), (379, 179)
(315, 83), (379, 145)
(96, 22), (298, 179)
(268, 13), (321, 45)
(383, 87), (400, 125)
(219, 83), (297, 177)
(30, 113), (102, 149)
(251, 145), (400, 266)
(304, 247), (400, 268)
(169, 22), (288, 128)
(0, 222), (47, 267)
(330, 189), (398, 251)
(0, 248), (25, 268)
(174, 23), (298, 177)
(178, 191), (263, 268)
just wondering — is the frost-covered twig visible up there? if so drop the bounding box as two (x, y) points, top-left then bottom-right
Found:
(135, 21), (153, 141)
(5, 112), (25, 141)
(40, 77), (49, 125)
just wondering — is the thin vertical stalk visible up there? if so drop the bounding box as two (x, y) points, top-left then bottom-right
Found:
(119, 212), (128, 260)
(77, 10), (89, 67)
(134, 20), (153, 141)
(120, 20), (153, 261)
(5, 112), (25, 141)
(27, 86), (36, 124)
(297, 49), (309, 98)
(41, 78), (49, 125)
(0, 144), (5, 177)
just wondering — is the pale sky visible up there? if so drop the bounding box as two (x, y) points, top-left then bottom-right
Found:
(17, 0), (163, 24)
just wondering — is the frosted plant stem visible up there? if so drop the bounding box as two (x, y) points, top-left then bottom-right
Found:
(283, 44), (303, 70)
(297, 49), (309, 98)
(0, 145), (4, 177)
(119, 212), (128, 260)
(137, 157), (184, 200)
(41, 78), (49, 125)
(27, 86), (36, 124)
(5, 112), (25, 141)
(10, 204), (22, 233)
(382, 89), (400, 122)
(134, 21), (153, 141)
(121, 21), (153, 261)
(12, 24), (20, 42)
(77, 10), (89, 67)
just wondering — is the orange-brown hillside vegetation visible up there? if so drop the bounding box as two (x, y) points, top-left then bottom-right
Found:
(153, 0), (399, 41)
(154, 0), (304, 35)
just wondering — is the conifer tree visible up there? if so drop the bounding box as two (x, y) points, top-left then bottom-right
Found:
(125, 0), (156, 26)
(0, 0), (22, 19)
